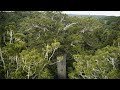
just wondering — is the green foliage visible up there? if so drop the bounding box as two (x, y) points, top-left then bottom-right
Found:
(1, 11), (120, 79)
(19, 49), (49, 79)
(57, 56), (64, 61)
(70, 46), (120, 79)
(38, 68), (54, 79)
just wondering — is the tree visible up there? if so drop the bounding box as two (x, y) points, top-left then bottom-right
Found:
(1, 11), (120, 79)
(69, 46), (120, 79)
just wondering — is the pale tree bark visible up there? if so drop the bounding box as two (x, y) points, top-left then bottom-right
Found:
(49, 60), (61, 65)
(40, 48), (57, 73)
(15, 55), (19, 71)
(63, 23), (77, 30)
(27, 66), (31, 79)
(10, 30), (13, 44)
(48, 48), (56, 61)
(0, 47), (5, 69)
(57, 54), (67, 79)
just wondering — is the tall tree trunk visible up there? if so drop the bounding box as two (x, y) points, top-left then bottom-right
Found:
(57, 54), (67, 79)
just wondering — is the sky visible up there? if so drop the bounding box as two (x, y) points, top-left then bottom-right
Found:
(62, 11), (120, 16)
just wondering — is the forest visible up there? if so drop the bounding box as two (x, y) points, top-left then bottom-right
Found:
(0, 11), (120, 79)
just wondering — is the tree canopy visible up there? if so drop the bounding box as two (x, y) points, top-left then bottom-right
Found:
(0, 11), (120, 79)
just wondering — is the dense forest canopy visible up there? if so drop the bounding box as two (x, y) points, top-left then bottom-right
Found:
(0, 11), (120, 79)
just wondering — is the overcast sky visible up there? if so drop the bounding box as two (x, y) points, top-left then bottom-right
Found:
(62, 11), (120, 16)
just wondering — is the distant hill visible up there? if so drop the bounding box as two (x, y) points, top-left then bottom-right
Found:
(68, 14), (107, 19)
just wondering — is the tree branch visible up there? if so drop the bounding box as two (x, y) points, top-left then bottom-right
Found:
(10, 30), (13, 44)
(63, 23), (77, 30)
(49, 60), (61, 66)
(40, 48), (57, 72)
(0, 47), (5, 69)
(48, 48), (56, 61)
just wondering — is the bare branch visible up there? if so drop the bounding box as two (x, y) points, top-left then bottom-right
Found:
(0, 47), (5, 69)
(49, 60), (61, 66)
(40, 63), (47, 72)
(48, 48), (56, 61)
(60, 16), (65, 22)
(27, 66), (31, 79)
(15, 55), (19, 71)
(32, 24), (49, 31)
(9, 30), (13, 44)
(40, 48), (57, 72)
(63, 23), (77, 30)
(32, 74), (38, 79)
